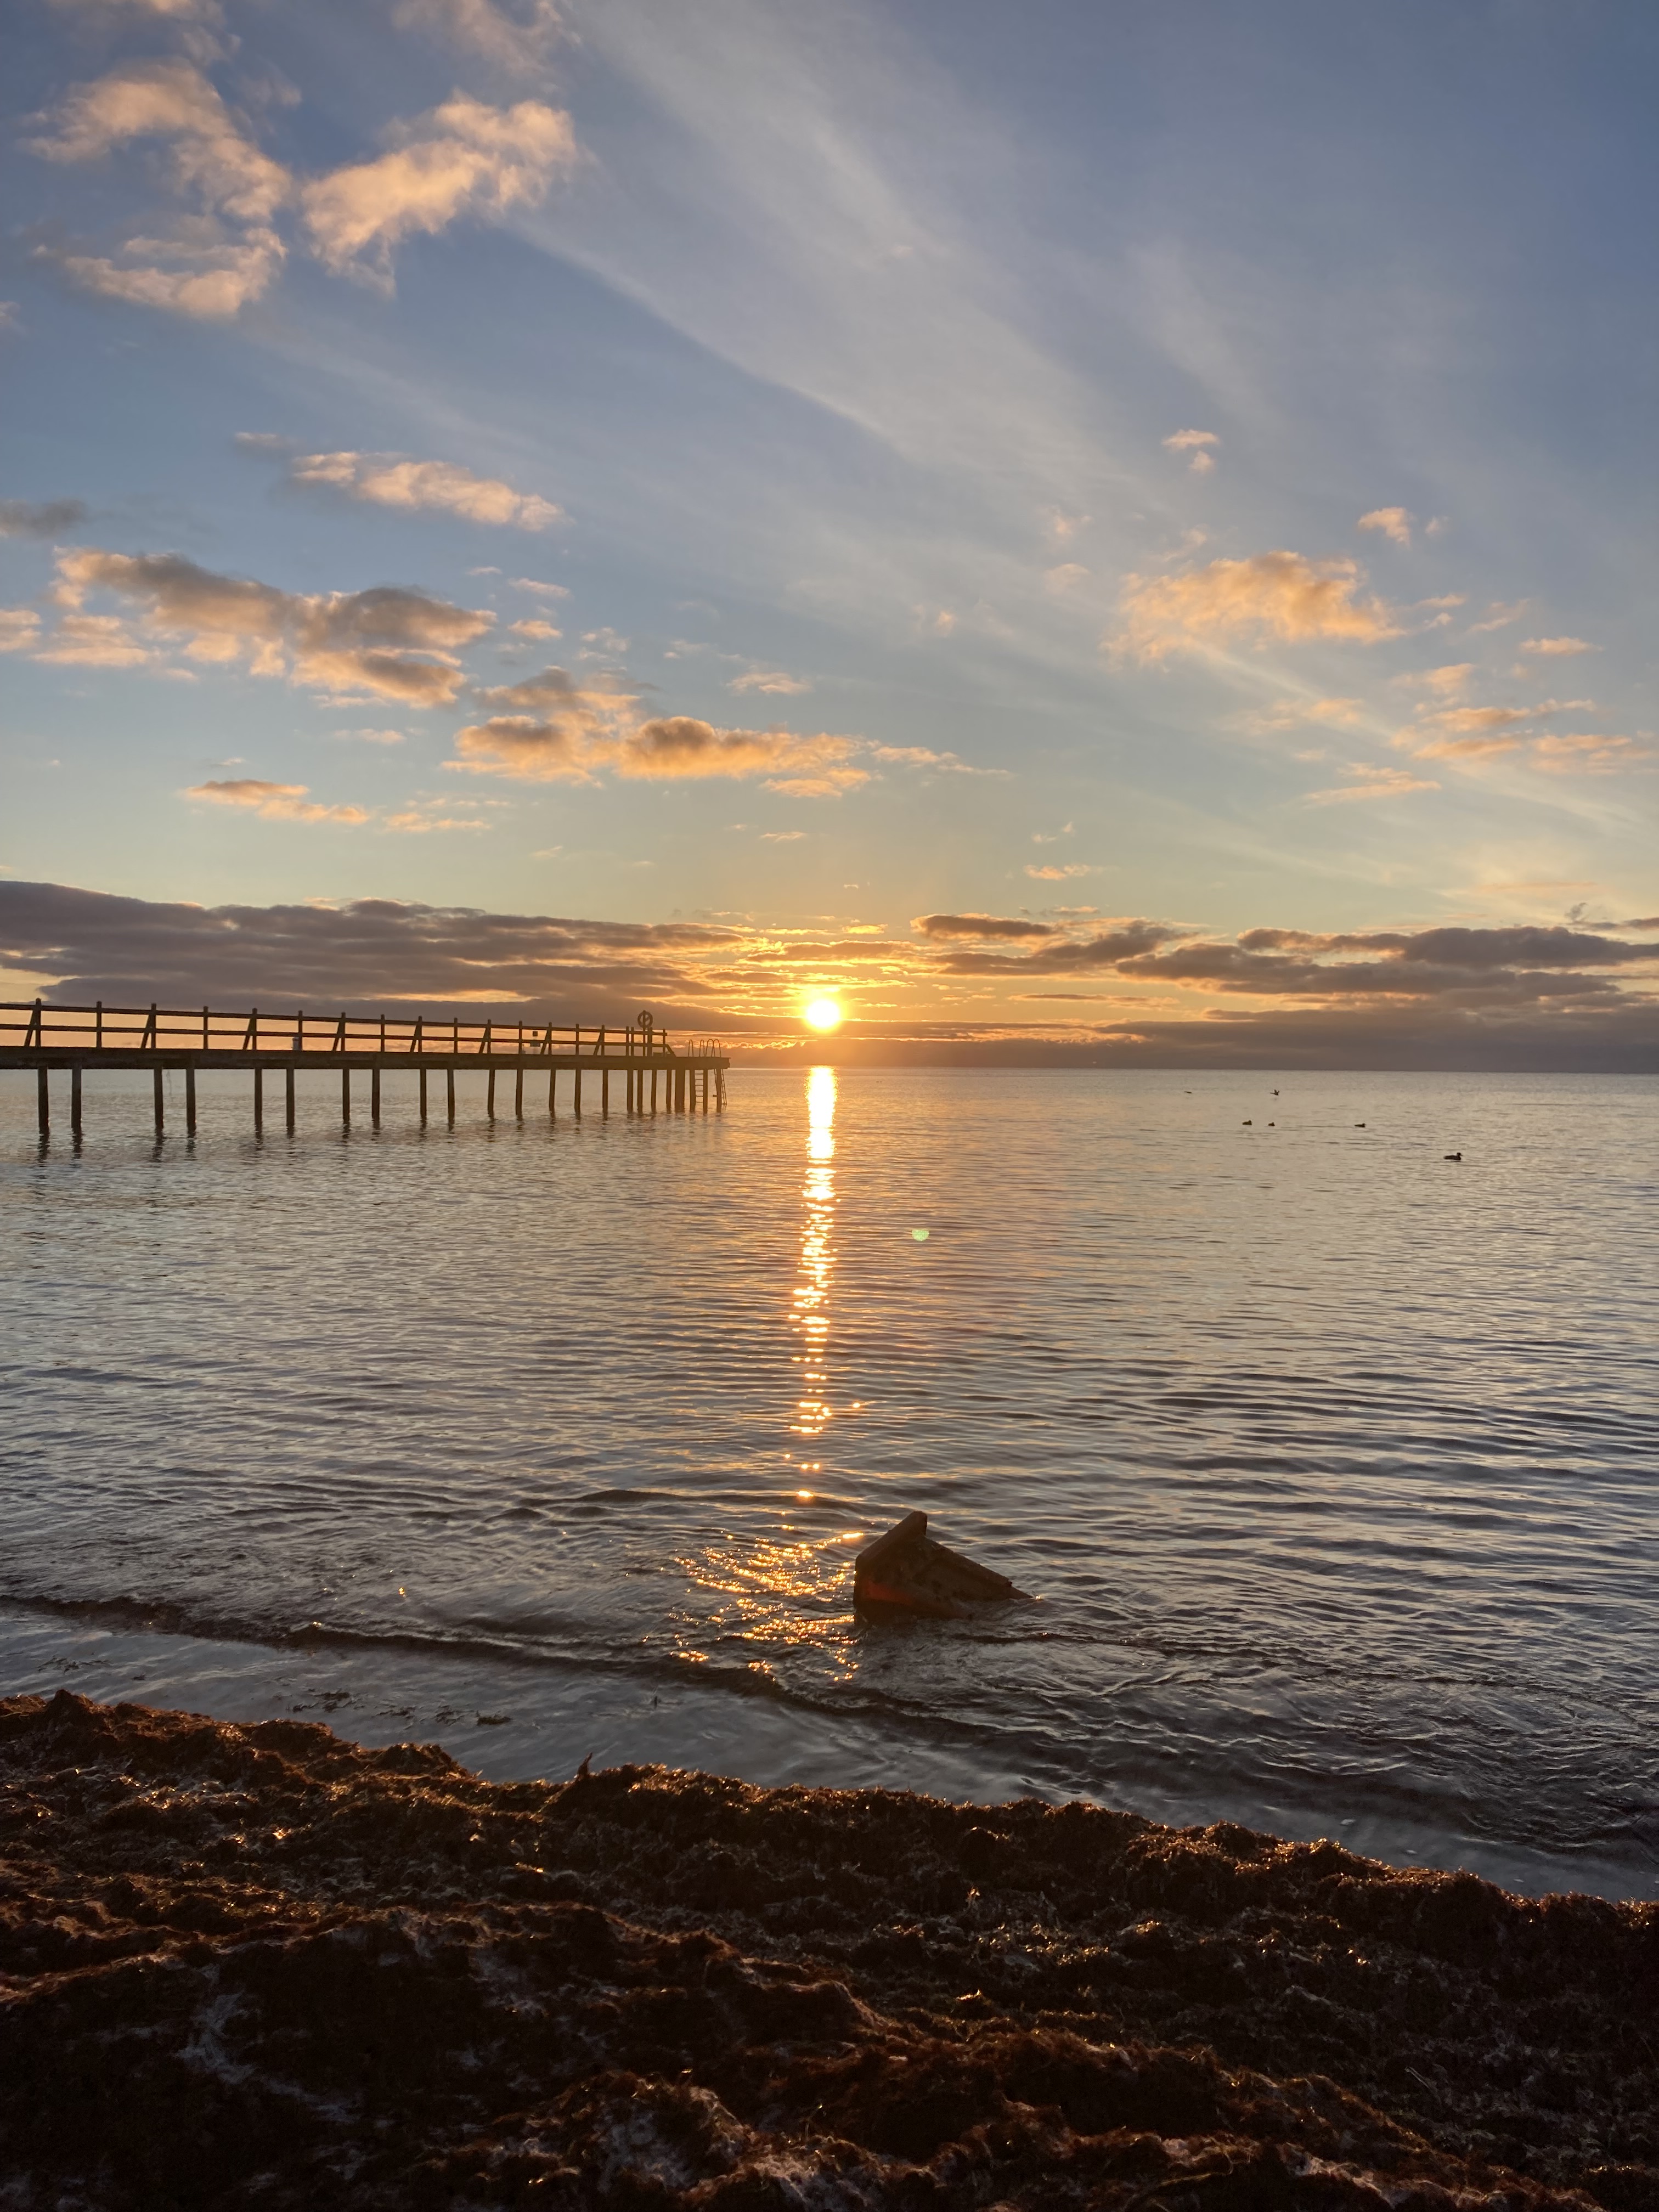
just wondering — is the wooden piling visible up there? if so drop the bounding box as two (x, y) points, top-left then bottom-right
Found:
(602, 1067), (610, 1118)
(651, 1066), (658, 1115)
(37, 1066), (49, 1135)
(71, 1066), (82, 1136)
(341, 1068), (349, 1126)
(548, 1066), (557, 1119)
(253, 1067), (263, 1132)
(419, 1066), (427, 1121)
(371, 1066), (381, 1125)
(285, 1067), (295, 1131)
(574, 1066), (582, 1118)
(702, 1065), (709, 1114)
(487, 1068), (496, 1121)
(154, 1068), (165, 1133)
(185, 1065), (197, 1135)
(515, 1065), (523, 1119)
(447, 1067), (456, 1124)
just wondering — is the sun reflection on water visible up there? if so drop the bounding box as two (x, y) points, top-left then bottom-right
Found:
(792, 1066), (837, 1441)
(666, 1065), (860, 1668)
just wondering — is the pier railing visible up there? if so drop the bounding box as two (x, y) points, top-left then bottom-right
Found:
(3, 998), (729, 1136)
(1, 1000), (716, 1063)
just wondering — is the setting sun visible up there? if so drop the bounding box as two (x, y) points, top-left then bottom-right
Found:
(804, 997), (843, 1032)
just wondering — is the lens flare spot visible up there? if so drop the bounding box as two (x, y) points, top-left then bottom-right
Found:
(910, 1227), (929, 1242)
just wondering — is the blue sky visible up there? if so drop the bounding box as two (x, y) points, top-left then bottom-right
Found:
(2, 0), (1655, 1055)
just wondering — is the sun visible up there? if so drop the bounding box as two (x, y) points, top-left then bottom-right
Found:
(804, 996), (843, 1032)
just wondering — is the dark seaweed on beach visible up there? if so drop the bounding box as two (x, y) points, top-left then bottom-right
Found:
(1, 1692), (1654, 2210)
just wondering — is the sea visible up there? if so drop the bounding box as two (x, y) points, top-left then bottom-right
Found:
(2, 1063), (1654, 1900)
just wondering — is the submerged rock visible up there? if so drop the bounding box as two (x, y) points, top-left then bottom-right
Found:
(1, 1690), (1654, 2209)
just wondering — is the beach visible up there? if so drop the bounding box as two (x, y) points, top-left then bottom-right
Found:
(3, 1689), (1654, 2209)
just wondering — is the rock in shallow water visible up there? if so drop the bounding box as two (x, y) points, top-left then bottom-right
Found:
(1, 1690), (1654, 2210)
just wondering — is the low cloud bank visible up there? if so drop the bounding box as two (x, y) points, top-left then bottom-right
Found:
(2, 884), (1655, 1068)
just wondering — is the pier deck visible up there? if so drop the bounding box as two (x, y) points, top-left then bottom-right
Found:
(2, 1000), (729, 1135)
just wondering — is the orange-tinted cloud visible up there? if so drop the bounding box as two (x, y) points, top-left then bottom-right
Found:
(1357, 507), (1413, 548)
(49, 548), (492, 701)
(300, 94), (575, 289)
(282, 450), (562, 530)
(184, 778), (369, 823)
(1115, 550), (1401, 661)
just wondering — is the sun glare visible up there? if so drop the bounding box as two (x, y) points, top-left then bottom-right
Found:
(804, 997), (843, 1032)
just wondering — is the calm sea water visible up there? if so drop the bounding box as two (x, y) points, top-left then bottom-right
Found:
(1, 1064), (1655, 1899)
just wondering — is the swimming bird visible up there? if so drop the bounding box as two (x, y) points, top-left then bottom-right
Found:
(1355, 1122), (1366, 1128)
(1444, 1150), (1463, 1161)
(1243, 1119), (1252, 1125)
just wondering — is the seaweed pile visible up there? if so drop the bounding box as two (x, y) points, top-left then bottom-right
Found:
(1, 1692), (1654, 2210)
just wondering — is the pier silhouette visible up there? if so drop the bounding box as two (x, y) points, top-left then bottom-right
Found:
(3, 1000), (728, 1136)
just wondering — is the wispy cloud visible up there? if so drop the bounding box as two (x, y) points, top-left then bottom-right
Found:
(0, 498), (88, 540)
(1357, 506), (1414, 548)
(0, 610), (44, 653)
(273, 446), (563, 530)
(29, 68), (575, 315)
(1244, 696), (1363, 733)
(728, 669), (810, 695)
(1519, 636), (1595, 657)
(184, 777), (369, 823)
(1304, 764), (1438, 805)
(29, 60), (288, 314)
(1163, 428), (1219, 475)
(914, 913), (1057, 940)
(1025, 861), (1096, 879)
(450, 664), (975, 794)
(1115, 550), (1401, 661)
(300, 94), (575, 290)
(390, 0), (565, 72)
(1531, 733), (1654, 775)
(1467, 600), (1527, 634)
(50, 548), (492, 701)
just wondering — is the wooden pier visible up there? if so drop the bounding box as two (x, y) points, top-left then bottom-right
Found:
(1, 1001), (729, 1137)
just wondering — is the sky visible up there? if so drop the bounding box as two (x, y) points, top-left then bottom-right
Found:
(2, 0), (1656, 1063)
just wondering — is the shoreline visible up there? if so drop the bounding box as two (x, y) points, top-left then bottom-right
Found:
(2, 1691), (1654, 2210)
(3, 1596), (1650, 1907)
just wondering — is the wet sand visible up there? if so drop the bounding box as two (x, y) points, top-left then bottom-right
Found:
(2, 1691), (1654, 2210)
